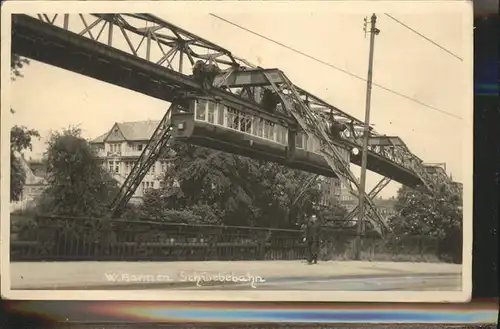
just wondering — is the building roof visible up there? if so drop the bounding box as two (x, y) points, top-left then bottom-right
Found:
(14, 153), (47, 184)
(91, 120), (161, 143)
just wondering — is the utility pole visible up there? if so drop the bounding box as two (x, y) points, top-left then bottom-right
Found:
(355, 14), (380, 260)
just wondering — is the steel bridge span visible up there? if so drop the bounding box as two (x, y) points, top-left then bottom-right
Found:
(11, 14), (461, 237)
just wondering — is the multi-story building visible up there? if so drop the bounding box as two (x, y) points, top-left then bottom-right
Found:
(318, 177), (357, 213)
(90, 120), (172, 203)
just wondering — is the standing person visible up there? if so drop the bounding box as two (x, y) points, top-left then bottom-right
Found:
(304, 214), (320, 264)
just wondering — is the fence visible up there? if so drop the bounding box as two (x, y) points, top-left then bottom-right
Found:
(10, 214), (440, 262)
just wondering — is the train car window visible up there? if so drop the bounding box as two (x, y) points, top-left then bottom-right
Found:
(225, 109), (233, 128)
(304, 134), (311, 151)
(253, 118), (263, 137)
(207, 101), (216, 124)
(196, 99), (207, 121)
(270, 123), (276, 141)
(276, 126), (282, 144)
(240, 114), (252, 133)
(263, 121), (271, 140)
(227, 109), (239, 130)
(296, 132), (304, 149)
(310, 137), (317, 153)
(281, 126), (288, 145)
(216, 103), (225, 126)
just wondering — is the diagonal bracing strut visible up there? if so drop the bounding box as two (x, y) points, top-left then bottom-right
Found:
(344, 176), (391, 223)
(261, 71), (390, 237)
(109, 102), (178, 218)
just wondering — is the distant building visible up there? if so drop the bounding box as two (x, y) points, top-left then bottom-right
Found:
(10, 155), (48, 212)
(90, 120), (172, 203)
(319, 177), (355, 207)
(372, 197), (397, 221)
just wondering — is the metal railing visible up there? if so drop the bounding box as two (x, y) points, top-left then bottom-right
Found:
(10, 215), (440, 262)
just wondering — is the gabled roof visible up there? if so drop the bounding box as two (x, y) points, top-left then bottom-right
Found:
(91, 132), (108, 143)
(90, 120), (161, 143)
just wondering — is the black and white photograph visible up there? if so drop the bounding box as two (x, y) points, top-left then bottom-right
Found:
(1, 1), (473, 301)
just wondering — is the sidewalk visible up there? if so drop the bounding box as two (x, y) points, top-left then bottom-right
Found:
(9, 260), (462, 290)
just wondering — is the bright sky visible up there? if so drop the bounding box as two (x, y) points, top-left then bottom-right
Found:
(8, 2), (472, 198)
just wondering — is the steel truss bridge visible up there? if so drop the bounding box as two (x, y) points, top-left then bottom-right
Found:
(11, 13), (461, 237)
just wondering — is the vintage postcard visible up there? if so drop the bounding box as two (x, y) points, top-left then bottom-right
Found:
(1, 0), (473, 302)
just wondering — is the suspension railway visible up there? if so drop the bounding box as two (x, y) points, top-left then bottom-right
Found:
(11, 13), (462, 237)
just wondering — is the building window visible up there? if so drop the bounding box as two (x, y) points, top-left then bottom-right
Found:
(109, 143), (121, 153)
(196, 100), (207, 121)
(115, 162), (120, 173)
(108, 161), (113, 172)
(137, 144), (143, 151)
(217, 104), (225, 125)
(207, 101), (216, 123)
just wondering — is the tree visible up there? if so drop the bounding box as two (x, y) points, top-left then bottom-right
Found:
(11, 54), (29, 81)
(140, 141), (345, 228)
(10, 126), (41, 202)
(387, 185), (463, 262)
(140, 142), (260, 225)
(10, 53), (39, 201)
(36, 127), (120, 217)
(10, 52), (40, 202)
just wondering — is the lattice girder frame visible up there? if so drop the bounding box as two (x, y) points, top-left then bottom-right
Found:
(26, 13), (460, 218)
(29, 13), (252, 76)
(29, 13), (458, 199)
(109, 102), (177, 218)
(216, 67), (460, 201)
(260, 71), (389, 237)
(344, 177), (392, 223)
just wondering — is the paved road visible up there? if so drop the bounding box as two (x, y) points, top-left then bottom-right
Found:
(175, 273), (461, 291)
(10, 260), (462, 291)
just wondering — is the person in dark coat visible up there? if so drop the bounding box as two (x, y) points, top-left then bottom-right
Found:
(304, 214), (320, 264)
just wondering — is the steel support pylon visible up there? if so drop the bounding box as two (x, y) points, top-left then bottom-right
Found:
(261, 71), (389, 237)
(109, 102), (178, 218)
(344, 177), (391, 223)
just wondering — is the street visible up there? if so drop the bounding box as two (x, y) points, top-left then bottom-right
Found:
(9, 260), (462, 291)
(177, 273), (461, 291)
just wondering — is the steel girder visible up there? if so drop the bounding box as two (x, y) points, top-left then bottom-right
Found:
(216, 69), (459, 199)
(257, 70), (389, 237)
(30, 13), (252, 73)
(23, 14), (460, 220)
(344, 177), (392, 223)
(291, 174), (320, 207)
(109, 102), (176, 218)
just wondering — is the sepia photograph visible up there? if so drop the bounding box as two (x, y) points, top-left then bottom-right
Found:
(1, 1), (473, 302)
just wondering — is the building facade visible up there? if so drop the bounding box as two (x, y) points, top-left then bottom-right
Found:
(318, 177), (355, 207)
(10, 156), (48, 212)
(90, 120), (171, 203)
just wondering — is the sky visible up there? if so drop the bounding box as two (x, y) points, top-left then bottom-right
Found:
(7, 3), (471, 198)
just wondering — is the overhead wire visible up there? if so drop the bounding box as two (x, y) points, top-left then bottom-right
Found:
(209, 13), (462, 120)
(383, 13), (463, 61)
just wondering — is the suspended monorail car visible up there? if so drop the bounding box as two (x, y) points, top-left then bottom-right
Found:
(170, 97), (350, 177)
